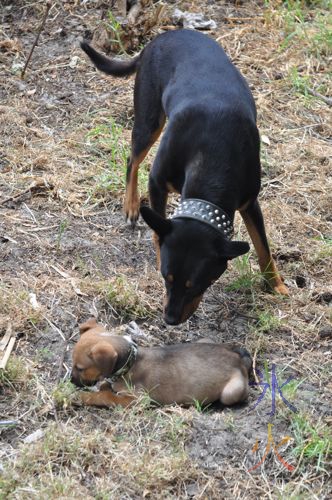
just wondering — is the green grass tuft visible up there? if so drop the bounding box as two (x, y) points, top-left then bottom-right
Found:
(256, 309), (282, 333)
(291, 413), (331, 470)
(52, 380), (78, 409)
(226, 253), (260, 292)
(86, 120), (149, 199)
(0, 356), (31, 389)
(275, 0), (332, 56)
(105, 275), (154, 320)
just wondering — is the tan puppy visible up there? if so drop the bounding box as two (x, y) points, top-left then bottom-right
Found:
(71, 318), (252, 408)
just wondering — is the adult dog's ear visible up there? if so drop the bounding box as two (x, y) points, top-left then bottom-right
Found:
(140, 206), (172, 238)
(217, 240), (250, 260)
(90, 342), (118, 377)
(79, 317), (98, 335)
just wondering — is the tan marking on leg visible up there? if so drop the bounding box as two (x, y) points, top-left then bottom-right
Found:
(125, 119), (166, 224)
(80, 389), (135, 408)
(124, 149), (148, 224)
(240, 211), (289, 295)
(153, 232), (161, 270)
(166, 182), (179, 193)
(238, 199), (252, 212)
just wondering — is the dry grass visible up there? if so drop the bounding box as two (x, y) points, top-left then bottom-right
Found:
(0, 0), (331, 498)
(1, 407), (212, 499)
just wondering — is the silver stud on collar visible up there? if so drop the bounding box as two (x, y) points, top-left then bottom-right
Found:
(172, 198), (234, 239)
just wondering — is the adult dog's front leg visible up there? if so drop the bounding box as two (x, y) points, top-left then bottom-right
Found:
(80, 390), (136, 408)
(148, 176), (169, 270)
(240, 200), (289, 295)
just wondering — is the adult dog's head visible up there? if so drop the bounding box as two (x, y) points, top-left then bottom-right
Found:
(140, 207), (249, 325)
(71, 318), (136, 387)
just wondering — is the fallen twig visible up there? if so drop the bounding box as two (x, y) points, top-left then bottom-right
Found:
(21, 2), (52, 79)
(50, 264), (88, 297)
(0, 179), (53, 206)
(0, 324), (16, 370)
(0, 324), (13, 351)
(307, 88), (332, 107)
(44, 318), (65, 341)
(0, 420), (18, 427)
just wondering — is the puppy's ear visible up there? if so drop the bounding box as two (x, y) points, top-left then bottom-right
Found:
(217, 240), (250, 260)
(79, 317), (98, 334)
(90, 342), (118, 377)
(140, 206), (172, 238)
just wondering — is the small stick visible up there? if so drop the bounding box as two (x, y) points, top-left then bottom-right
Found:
(0, 179), (51, 206)
(0, 337), (16, 369)
(0, 420), (18, 427)
(223, 16), (262, 22)
(21, 2), (52, 79)
(307, 88), (332, 107)
(0, 324), (12, 351)
(44, 318), (66, 341)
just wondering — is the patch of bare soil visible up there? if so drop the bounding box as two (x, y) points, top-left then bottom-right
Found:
(0, 1), (331, 498)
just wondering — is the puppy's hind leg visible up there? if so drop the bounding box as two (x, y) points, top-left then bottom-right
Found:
(220, 370), (248, 406)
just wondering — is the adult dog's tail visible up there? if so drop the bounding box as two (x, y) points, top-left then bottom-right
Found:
(80, 41), (140, 77)
(233, 346), (253, 373)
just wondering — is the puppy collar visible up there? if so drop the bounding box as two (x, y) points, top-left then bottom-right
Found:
(172, 198), (234, 239)
(105, 340), (138, 384)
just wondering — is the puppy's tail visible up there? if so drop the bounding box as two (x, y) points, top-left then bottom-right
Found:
(232, 347), (252, 374)
(80, 41), (140, 77)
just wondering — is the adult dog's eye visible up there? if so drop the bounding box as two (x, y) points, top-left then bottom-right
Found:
(166, 274), (174, 283)
(76, 366), (84, 372)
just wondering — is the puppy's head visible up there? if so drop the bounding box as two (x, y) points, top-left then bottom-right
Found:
(71, 318), (119, 387)
(140, 207), (249, 325)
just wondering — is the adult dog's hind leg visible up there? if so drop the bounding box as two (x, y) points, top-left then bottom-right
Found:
(124, 70), (166, 226)
(240, 200), (289, 295)
(125, 116), (165, 225)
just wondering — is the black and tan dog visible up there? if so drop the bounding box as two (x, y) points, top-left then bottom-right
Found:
(81, 29), (288, 325)
(71, 318), (252, 408)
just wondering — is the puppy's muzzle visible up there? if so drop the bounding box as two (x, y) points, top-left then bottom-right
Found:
(70, 369), (95, 388)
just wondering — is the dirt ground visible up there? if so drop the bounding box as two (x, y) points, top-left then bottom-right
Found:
(0, 0), (331, 498)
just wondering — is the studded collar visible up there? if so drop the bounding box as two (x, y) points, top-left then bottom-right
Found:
(172, 198), (234, 239)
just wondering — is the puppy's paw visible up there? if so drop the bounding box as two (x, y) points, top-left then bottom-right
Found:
(79, 391), (96, 405)
(71, 391), (85, 406)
